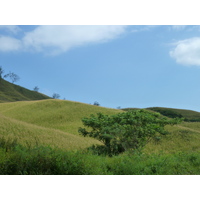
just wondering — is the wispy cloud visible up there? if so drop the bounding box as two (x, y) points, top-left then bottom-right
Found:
(0, 25), (127, 55)
(130, 25), (158, 33)
(170, 25), (187, 31)
(170, 37), (200, 66)
(0, 35), (22, 52)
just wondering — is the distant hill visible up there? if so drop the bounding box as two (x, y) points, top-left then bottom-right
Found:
(147, 107), (200, 122)
(0, 79), (51, 102)
(123, 106), (200, 122)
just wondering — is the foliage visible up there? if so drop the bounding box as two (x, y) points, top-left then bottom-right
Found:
(1, 137), (200, 175)
(4, 72), (20, 83)
(93, 101), (100, 106)
(33, 86), (39, 92)
(0, 66), (4, 79)
(79, 110), (182, 156)
(52, 93), (60, 99)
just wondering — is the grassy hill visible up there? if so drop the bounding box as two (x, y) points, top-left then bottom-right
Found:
(0, 78), (51, 102)
(147, 107), (200, 122)
(0, 99), (122, 149)
(123, 106), (200, 122)
(1, 98), (200, 174)
(1, 99), (200, 154)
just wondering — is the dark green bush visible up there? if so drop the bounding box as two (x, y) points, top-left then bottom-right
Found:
(79, 110), (181, 156)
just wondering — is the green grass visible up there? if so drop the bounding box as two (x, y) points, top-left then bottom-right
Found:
(1, 138), (200, 175)
(1, 85), (200, 174)
(0, 79), (50, 102)
(144, 124), (200, 154)
(0, 99), (122, 135)
(1, 99), (200, 155)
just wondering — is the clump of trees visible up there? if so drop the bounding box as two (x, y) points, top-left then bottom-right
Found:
(79, 110), (182, 156)
(93, 101), (100, 106)
(52, 93), (60, 99)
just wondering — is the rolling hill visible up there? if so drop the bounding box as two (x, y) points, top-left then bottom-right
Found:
(0, 99), (122, 149)
(123, 106), (200, 122)
(0, 78), (51, 102)
(147, 107), (200, 122)
(1, 79), (200, 154)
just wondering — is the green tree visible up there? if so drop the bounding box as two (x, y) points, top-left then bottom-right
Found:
(33, 86), (39, 92)
(93, 101), (100, 106)
(52, 93), (60, 99)
(8, 72), (20, 83)
(0, 66), (4, 79)
(79, 110), (182, 156)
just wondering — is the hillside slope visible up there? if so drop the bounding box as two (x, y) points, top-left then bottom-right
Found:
(147, 107), (200, 122)
(0, 99), (122, 135)
(0, 79), (50, 102)
(0, 113), (101, 150)
(1, 96), (200, 152)
(0, 99), (122, 149)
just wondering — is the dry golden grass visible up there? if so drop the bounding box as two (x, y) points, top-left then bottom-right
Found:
(0, 114), (101, 150)
(0, 99), (121, 150)
(0, 99), (122, 135)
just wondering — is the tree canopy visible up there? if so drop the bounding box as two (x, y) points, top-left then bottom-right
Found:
(79, 109), (182, 156)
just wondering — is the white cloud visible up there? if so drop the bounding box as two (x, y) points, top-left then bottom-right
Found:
(170, 37), (200, 66)
(131, 25), (158, 33)
(171, 25), (187, 31)
(0, 25), (127, 55)
(0, 36), (22, 52)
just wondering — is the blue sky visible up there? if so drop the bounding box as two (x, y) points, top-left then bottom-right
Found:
(1, 25), (200, 111)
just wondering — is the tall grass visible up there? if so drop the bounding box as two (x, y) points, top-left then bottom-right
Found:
(0, 99), (122, 135)
(1, 99), (200, 153)
(1, 137), (200, 175)
(0, 114), (101, 150)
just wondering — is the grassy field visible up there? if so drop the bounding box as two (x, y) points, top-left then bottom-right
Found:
(1, 99), (200, 154)
(0, 99), (121, 149)
(0, 99), (121, 134)
(1, 97), (200, 174)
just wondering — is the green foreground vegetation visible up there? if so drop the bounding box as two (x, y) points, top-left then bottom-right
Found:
(1, 137), (200, 175)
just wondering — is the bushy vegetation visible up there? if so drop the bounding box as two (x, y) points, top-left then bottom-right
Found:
(1, 137), (200, 175)
(79, 110), (181, 156)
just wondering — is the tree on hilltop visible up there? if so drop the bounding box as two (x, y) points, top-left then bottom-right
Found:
(0, 66), (20, 84)
(0, 66), (4, 79)
(33, 86), (39, 92)
(52, 93), (60, 99)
